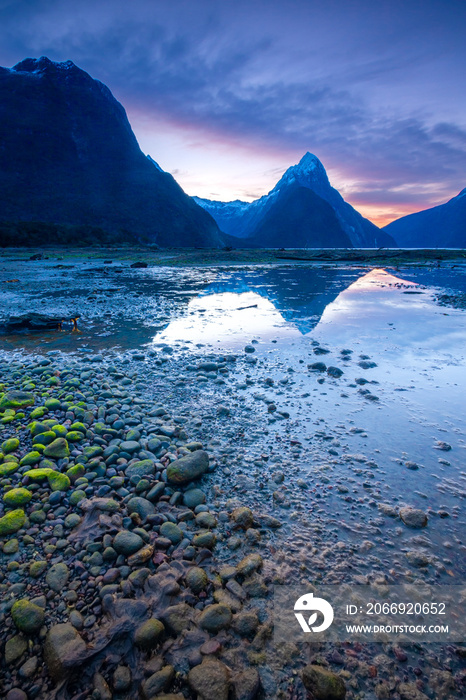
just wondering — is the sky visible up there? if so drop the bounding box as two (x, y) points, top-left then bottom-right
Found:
(0, 0), (465, 226)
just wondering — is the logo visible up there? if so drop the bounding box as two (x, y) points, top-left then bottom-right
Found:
(294, 592), (334, 633)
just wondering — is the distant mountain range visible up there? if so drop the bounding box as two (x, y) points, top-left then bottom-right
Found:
(195, 153), (395, 248)
(384, 189), (466, 248)
(0, 57), (462, 249)
(0, 57), (222, 247)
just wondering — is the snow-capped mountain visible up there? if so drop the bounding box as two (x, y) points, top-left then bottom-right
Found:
(195, 153), (395, 248)
(0, 57), (222, 247)
(384, 188), (466, 248)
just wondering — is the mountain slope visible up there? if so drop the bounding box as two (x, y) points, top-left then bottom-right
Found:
(195, 153), (395, 248)
(384, 189), (466, 248)
(0, 57), (222, 247)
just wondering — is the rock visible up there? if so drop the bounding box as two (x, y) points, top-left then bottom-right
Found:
(5, 634), (28, 664)
(188, 658), (230, 700)
(199, 604), (232, 632)
(193, 531), (216, 548)
(29, 560), (47, 578)
(233, 668), (260, 700)
(113, 665), (131, 692)
(3, 488), (32, 506)
(398, 682), (429, 700)
(48, 472), (71, 491)
(166, 449), (209, 484)
(327, 366), (343, 378)
(309, 361), (327, 371)
(378, 503), (398, 517)
(0, 390), (34, 409)
(2, 437), (20, 453)
(160, 521), (184, 544)
(3, 538), (18, 553)
(406, 551), (430, 567)
(231, 506), (254, 530)
(93, 672), (112, 700)
(128, 544), (154, 566)
(19, 451), (41, 466)
(127, 496), (155, 520)
(113, 530), (144, 555)
(125, 459), (156, 480)
(232, 611), (259, 637)
(44, 623), (87, 681)
(142, 665), (175, 699)
(183, 488), (206, 508)
(134, 618), (165, 649)
(46, 562), (69, 591)
(236, 553), (263, 577)
(43, 438), (69, 459)
(161, 603), (195, 634)
(301, 665), (346, 699)
(19, 655), (38, 679)
(186, 567), (208, 594)
(0, 509), (26, 535)
(6, 690), (28, 700)
(11, 599), (45, 634)
(400, 507), (427, 529)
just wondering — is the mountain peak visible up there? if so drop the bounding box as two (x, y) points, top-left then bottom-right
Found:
(274, 152), (330, 193)
(456, 187), (466, 199)
(12, 56), (79, 74)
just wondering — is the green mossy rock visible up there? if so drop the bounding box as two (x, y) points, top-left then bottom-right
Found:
(69, 422), (87, 433)
(52, 424), (68, 437)
(301, 665), (346, 700)
(66, 464), (85, 482)
(199, 603), (232, 632)
(30, 407), (47, 419)
(192, 531), (216, 549)
(166, 450), (209, 484)
(48, 472), (71, 491)
(3, 488), (32, 506)
(66, 431), (85, 442)
(44, 398), (61, 410)
(70, 489), (87, 505)
(3, 538), (19, 553)
(2, 437), (20, 454)
(29, 421), (48, 436)
(25, 468), (54, 480)
(186, 567), (208, 594)
(30, 560), (48, 578)
(42, 419), (59, 429)
(33, 431), (57, 445)
(11, 599), (45, 634)
(43, 438), (69, 459)
(0, 509), (26, 535)
(160, 521), (183, 544)
(0, 461), (19, 477)
(83, 445), (103, 459)
(0, 391), (34, 410)
(20, 451), (42, 466)
(5, 634), (28, 664)
(134, 618), (165, 649)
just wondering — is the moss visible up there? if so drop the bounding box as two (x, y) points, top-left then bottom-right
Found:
(11, 599), (45, 634)
(69, 421), (87, 433)
(0, 461), (19, 477)
(0, 391), (34, 410)
(33, 431), (57, 445)
(44, 398), (61, 410)
(3, 487), (33, 506)
(69, 489), (86, 505)
(66, 430), (85, 442)
(66, 464), (85, 482)
(19, 451), (42, 466)
(30, 407), (47, 419)
(29, 421), (49, 436)
(29, 560), (47, 578)
(24, 468), (54, 480)
(0, 509), (26, 535)
(2, 437), (20, 454)
(43, 438), (69, 459)
(51, 424), (67, 437)
(47, 472), (71, 492)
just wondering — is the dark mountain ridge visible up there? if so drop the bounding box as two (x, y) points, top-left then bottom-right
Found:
(0, 57), (222, 247)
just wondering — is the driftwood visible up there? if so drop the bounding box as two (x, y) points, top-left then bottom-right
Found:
(0, 312), (80, 333)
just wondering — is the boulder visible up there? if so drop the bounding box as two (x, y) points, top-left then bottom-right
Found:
(167, 449), (209, 484)
(302, 665), (346, 700)
(188, 658), (230, 700)
(44, 623), (87, 680)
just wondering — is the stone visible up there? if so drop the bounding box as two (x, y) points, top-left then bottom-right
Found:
(183, 488), (206, 508)
(19, 451), (41, 466)
(43, 438), (69, 459)
(125, 459), (156, 480)
(113, 530), (144, 555)
(161, 603), (195, 634)
(113, 665), (131, 692)
(5, 634), (28, 664)
(127, 496), (155, 520)
(3, 488), (32, 506)
(400, 507), (428, 529)
(2, 437), (20, 453)
(141, 665), (175, 699)
(233, 611), (259, 637)
(29, 560), (47, 578)
(236, 553), (263, 577)
(186, 567), (208, 594)
(0, 391), (34, 409)
(193, 531), (216, 548)
(3, 538), (18, 553)
(6, 690), (28, 700)
(160, 521), (184, 544)
(46, 562), (69, 591)
(48, 472), (71, 491)
(233, 668), (260, 700)
(0, 509), (26, 535)
(231, 506), (254, 530)
(199, 604), (232, 632)
(327, 366), (343, 378)
(120, 440), (140, 453)
(44, 623), (87, 681)
(11, 599), (45, 634)
(127, 544), (154, 566)
(188, 658), (230, 700)
(302, 665), (346, 700)
(93, 672), (112, 700)
(166, 449), (209, 484)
